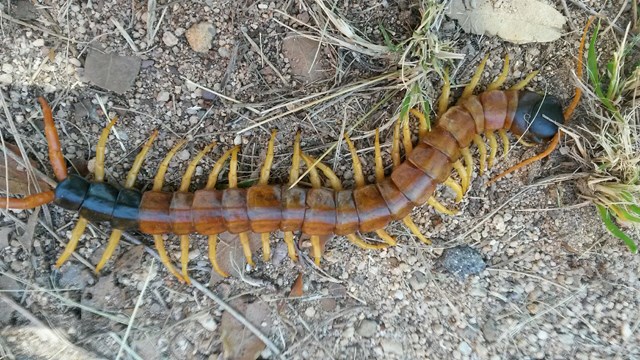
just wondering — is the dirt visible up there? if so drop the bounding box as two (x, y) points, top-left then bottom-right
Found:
(0, 0), (639, 359)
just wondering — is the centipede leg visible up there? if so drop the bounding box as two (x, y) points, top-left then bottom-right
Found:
(1, 191), (55, 209)
(94, 116), (118, 182)
(208, 234), (229, 278)
(452, 160), (469, 193)
(310, 235), (322, 265)
(261, 233), (271, 261)
(281, 132), (302, 263)
(472, 134), (487, 175)
(179, 235), (191, 284)
(239, 232), (255, 267)
(437, 70), (451, 117)
(498, 129), (510, 159)
(443, 177), (463, 202)
(257, 131), (278, 261)
(38, 97), (67, 181)
(487, 55), (510, 91)
(375, 229), (397, 246)
(55, 217), (88, 268)
(510, 71), (539, 91)
(283, 232), (298, 262)
(153, 235), (185, 282)
(460, 148), (474, 180)
(374, 129), (384, 182)
(428, 197), (458, 216)
(401, 115), (413, 155)
(409, 108), (429, 140)
(486, 131), (498, 168)
(346, 233), (388, 250)
(95, 229), (122, 273)
(461, 54), (489, 99)
(402, 217), (431, 244)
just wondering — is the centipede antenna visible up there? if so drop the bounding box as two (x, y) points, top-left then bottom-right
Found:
(55, 217), (88, 268)
(259, 130), (277, 185)
(460, 148), (474, 180)
(96, 131), (160, 273)
(179, 235), (191, 284)
(374, 129), (384, 182)
(498, 129), (510, 158)
(205, 146), (238, 189)
(461, 54), (489, 99)
(452, 160), (469, 193)
(401, 116), (413, 155)
(95, 116), (118, 182)
(302, 154), (342, 191)
(391, 120), (401, 168)
(124, 130), (158, 188)
(208, 235), (229, 277)
(375, 229), (397, 246)
(444, 177), (463, 202)
(261, 233), (271, 261)
(153, 234), (185, 282)
(486, 131), (498, 168)
(402, 217), (431, 245)
(153, 139), (187, 191)
(38, 97), (67, 181)
(437, 70), (451, 117)
(288, 131), (302, 187)
(346, 233), (388, 250)
(283, 232), (298, 262)
(509, 71), (539, 91)
(1, 191), (55, 209)
(472, 135), (487, 175)
(409, 108), (429, 139)
(344, 134), (365, 188)
(427, 197), (458, 216)
(179, 142), (216, 192)
(487, 54), (510, 91)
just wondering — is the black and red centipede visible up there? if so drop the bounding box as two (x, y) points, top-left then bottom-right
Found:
(0, 21), (590, 284)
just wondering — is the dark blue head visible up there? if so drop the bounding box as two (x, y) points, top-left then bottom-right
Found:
(511, 91), (564, 143)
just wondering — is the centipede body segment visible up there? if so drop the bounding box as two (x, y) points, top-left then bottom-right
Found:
(1, 36), (589, 283)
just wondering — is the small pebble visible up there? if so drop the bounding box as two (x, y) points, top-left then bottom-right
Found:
(458, 341), (472, 356)
(2, 64), (14, 73)
(381, 339), (403, 356)
(0, 74), (12, 84)
(441, 245), (486, 279)
(357, 320), (377, 338)
(32, 38), (45, 47)
(163, 31), (179, 47)
(186, 22), (216, 53)
(156, 91), (170, 102)
(305, 307), (316, 318)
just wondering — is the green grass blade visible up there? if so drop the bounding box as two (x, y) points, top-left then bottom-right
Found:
(378, 24), (397, 52)
(587, 21), (603, 96)
(612, 205), (640, 223)
(597, 205), (638, 253)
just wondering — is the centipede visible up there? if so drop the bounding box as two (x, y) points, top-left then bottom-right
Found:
(0, 19), (592, 285)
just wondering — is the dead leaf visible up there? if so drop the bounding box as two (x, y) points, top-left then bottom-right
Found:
(220, 297), (271, 360)
(210, 232), (261, 282)
(449, 0), (566, 44)
(0, 143), (52, 194)
(84, 50), (141, 94)
(289, 273), (304, 298)
(281, 34), (329, 82)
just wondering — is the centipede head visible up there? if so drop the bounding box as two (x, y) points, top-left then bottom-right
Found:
(511, 91), (564, 143)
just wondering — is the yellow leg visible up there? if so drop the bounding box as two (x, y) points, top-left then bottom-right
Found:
(259, 130), (277, 185)
(302, 154), (342, 191)
(239, 232), (254, 267)
(452, 160), (469, 194)
(401, 115), (413, 155)
(460, 147), (474, 180)
(486, 131), (498, 168)
(409, 108), (429, 139)
(208, 234), (229, 278)
(402, 216), (431, 244)
(301, 153), (322, 188)
(179, 142), (216, 192)
(344, 134), (365, 188)
(428, 197), (458, 216)
(95, 229), (122, 273)
(284, 232), (298, 262)
(205, 146), (238, 189)
(153, 139), (187, 191)
(153, 235), (184, 283)
(261, 233), (271, 261)
(444, 177), (463, 202)
(461, 54), (489, 99)
(510, 71), (539, 91)
(375, 229), (397, 246)
(125, 130), (158, 188)
(55, 217), (88, 268)
(94, 117), (118, 182)
(487, 54), (510, 91)
(374, 129), (384, 182)
(310, 235), (322, 265)
(288, 131), (302, 186)
(346, 233), (388, 250)
(180, 235), (191, 284)
(229, 147), (239, 188)
(472, 134), (487, 175)
(437, 70), (451, 117)
(392, 120), (401, 168)
(498, 129), (510, 158)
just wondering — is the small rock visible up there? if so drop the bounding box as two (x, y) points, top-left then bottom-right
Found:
(0, 74), (13, 84)
(458, 341), (472, 356)
(482, 318), (500, 343)
(381, 339), (403, 356)
(320, 298), (336, 312)
(156, 91), (170, 102)
(357, 320), (377, 338)
(69, 58), (82, 67)
(186, 22), (216, 53)
(257, 3), (268, 9)
(304, 307), (316, 318)
(409, 271), (427, 291)
(558, 333), (574, 345)
(141, 59), (155, 68)
(162, 31), (179, 47)
(218, 47), (231, 58)
(197, 313), (217, 331)
(621, 323), (631, 340)
(32, 39), (45, 47)
(2, 64), (14, 73)
(440, 245), (486, 279)
(177, 149), (190, 161)
(537, 330), (548, 341)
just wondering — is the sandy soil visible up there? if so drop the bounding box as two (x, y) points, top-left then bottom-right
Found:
(0, 0), (638, 359)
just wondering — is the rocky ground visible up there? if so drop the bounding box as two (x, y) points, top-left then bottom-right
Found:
(0, 0), (638, 359)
